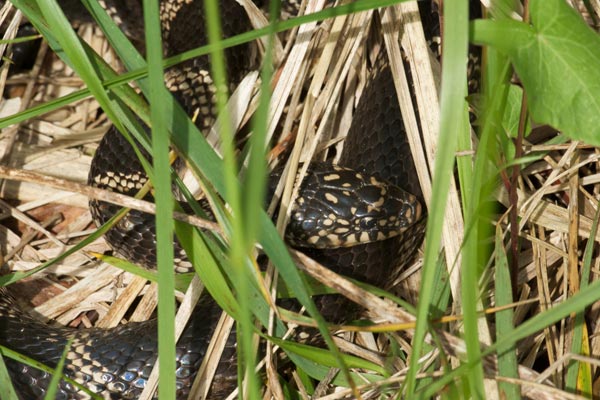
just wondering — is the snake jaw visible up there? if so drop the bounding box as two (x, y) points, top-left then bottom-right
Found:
(286, 164), (422, 249)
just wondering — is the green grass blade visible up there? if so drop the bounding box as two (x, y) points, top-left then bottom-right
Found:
(175, 222), (240, 317)
(0, 32), (41, 45)
(269, 336), (387, 375)
(244, 0), (280, 263)
(407, 0), (471, 396)
(79, 0), (146, 71)
(34, 0), (126, 134)
(1, 0), (415, 130)
(0, 354), (19, 400)
(450, 0), (489, 393)
(0, 345), (103, 400)
(44, 338), (74, 400)
(494, 225), (519, 399)
(0, 205), (128, 286)
(141, 1), (177, 398)
(240, 0), (279, 394)
(92, 253), (193, 293)
(4, 1), (427, 396)
(201, 0), (259, 395)
(10, 0), (157, 182)
(565, 200), (600, 395)
(421, 277), (600, 397)
(284, 355), (384, 388)
(489, 280), (600, 359)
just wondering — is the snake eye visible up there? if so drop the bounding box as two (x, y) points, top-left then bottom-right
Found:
(300, 219), (317, 232)
(356, 185), (383, 205)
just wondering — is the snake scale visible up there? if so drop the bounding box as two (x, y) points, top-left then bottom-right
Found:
(0, 0), (428, 398)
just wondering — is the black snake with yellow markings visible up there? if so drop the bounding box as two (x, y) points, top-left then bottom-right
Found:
(0, 0), (428, 398)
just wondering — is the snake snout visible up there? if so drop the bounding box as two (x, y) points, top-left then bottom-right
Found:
(286, 164), (422, 249)
(387, 184), (422, 229)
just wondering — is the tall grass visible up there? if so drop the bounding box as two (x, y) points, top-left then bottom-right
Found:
(3, 0), (600, 399)
(2, 0), (422, 398)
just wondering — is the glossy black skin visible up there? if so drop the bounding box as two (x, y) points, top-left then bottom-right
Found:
(0, 1), (428, 399)
(2, 24), (41, 73)
(0, 290), (237, 399)
(2, 0), (249, 398)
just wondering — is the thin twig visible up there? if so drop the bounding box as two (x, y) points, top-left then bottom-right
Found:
(0, 166), (223, 236)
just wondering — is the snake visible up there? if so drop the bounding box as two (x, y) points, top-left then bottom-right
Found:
(0, 0), (428, 398)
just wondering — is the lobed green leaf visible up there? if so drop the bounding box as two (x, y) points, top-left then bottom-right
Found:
(472, 0), (600, 145)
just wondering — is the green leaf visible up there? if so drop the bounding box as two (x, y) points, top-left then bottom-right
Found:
(471, 0), (600, 144)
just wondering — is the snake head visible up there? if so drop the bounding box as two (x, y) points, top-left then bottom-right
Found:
(286, 164), (422, 249)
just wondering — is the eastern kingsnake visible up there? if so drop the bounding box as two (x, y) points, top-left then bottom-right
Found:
(0, 0), (429, 398)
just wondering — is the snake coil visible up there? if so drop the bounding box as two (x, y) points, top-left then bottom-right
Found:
(0, 0), (427, 398)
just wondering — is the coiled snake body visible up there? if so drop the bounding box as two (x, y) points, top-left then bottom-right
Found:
(0, 0), (427, 398)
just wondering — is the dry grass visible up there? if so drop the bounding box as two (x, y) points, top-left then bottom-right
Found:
(2, 0), (600, 399)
